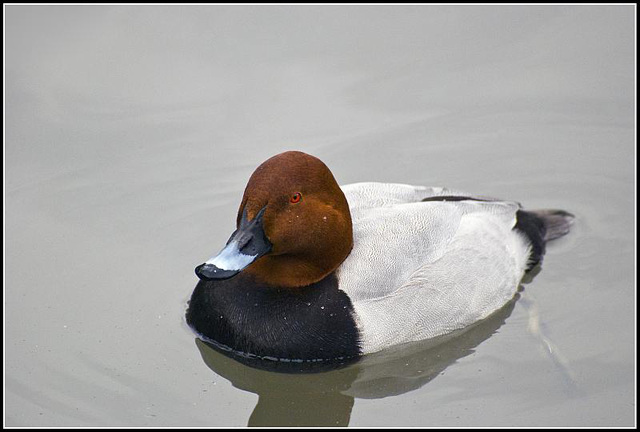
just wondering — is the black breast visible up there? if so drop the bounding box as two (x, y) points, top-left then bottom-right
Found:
(185, 272), (362, 364)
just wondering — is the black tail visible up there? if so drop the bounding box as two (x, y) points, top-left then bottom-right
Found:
(515, 209), (575, 270)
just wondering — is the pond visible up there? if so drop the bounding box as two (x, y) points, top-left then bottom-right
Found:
(5, 5), (635, 427)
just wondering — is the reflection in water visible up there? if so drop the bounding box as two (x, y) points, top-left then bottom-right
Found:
(195, 295), (518, 426)
(195, 339), (359, 426)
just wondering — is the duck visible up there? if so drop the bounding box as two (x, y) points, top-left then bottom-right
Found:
(186, 150), (574, 364)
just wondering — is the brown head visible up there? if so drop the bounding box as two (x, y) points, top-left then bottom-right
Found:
(195, 151), (353, 288)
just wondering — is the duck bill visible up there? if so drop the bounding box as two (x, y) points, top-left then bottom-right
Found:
(195, 206), (272, 281)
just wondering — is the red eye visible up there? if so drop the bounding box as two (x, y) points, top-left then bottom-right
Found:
(290, 192), (302, 204)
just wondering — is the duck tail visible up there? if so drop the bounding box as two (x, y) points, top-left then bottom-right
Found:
(531, 209), (575, 242)
(515, 209), (575, 270)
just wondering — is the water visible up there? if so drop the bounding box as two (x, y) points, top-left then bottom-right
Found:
(5, 5), (635, 427)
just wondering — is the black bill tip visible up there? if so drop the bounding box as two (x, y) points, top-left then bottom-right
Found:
(195, 263), (240, 281)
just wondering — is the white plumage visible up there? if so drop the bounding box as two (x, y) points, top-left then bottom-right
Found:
(337, 182), (530, 354)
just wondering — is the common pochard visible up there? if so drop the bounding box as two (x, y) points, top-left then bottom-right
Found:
(186, 151), (573, 364)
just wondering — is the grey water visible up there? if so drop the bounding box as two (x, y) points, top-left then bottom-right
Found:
(4, 5), (635, 427)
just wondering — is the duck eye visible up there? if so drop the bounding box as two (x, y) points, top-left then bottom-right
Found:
(290, 192), (302, 204)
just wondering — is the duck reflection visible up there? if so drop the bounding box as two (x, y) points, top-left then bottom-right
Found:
(194, 294), (519, 427)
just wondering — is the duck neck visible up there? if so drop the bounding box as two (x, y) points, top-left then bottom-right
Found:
(244, 253), (342, 288)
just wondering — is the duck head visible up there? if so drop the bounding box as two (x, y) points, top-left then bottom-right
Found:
(195, 151), (353, 288)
